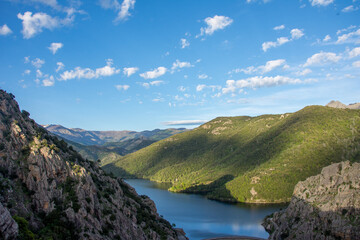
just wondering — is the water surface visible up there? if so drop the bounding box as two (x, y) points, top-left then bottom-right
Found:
(126, 179), (286, 240)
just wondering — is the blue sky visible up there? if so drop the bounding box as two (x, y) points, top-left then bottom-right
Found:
(0, 0), (360, 131)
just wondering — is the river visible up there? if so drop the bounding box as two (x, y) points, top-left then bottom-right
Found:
(125, 179), (286, 240)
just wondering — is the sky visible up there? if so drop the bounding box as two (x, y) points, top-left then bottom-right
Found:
(0, 0), (360, 131)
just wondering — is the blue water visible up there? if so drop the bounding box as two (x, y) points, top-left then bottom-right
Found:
(126, 179), (286, 240)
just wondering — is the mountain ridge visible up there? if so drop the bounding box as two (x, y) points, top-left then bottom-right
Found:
(104, 104), (360, 203)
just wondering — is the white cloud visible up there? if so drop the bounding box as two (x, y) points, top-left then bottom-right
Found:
(142, 80), (164, 88)
(24, 56), (30, 63)
(31, 58), (45, 68)
(342, 5), (358, 13)
(56, 62), (65, 72)
(140, 67), (167, 79)
(273, 24), (285, 31)
(48, 42), (63, 54)
(42, 75), (55, 87)
(222, 76), (302, 94)
(296, 68), (312, 76)
(99, 0), (136, 22)
(290, 28), (304, 39)
(31, 0), (61, 10)
(199, 15), (233, 36)
(233, 59), (288, 75)
(336, 25), (356, 35)
(24, 69), (31, 75)
(115, 84), (130, 91)
(323, 34), (331, 42)
(353, 61), (360, 68)
(123, 67), (138, 77)
(336, 28), (360, 44)
(262, 37), (289, 52)
(309, 0), (334, 7)
(179, 86), (186, 92)
(348, 47), (360, 58)
(198, 74), (208, 79)
(152, 98), (164, 102)
(17, 11), (73, 39)
(180, 38), (190, 49)
(303, 52), (342, 67)
(36, 69), (43, 78)
(60, 59), (121, 80)
(196, 84), (206, 92)
(171, 60), (193, 73)
(0, 24), (12, 36)
(162, 120), (207, 126)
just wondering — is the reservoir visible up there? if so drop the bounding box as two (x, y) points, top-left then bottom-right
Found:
(126, 179), (286, 240)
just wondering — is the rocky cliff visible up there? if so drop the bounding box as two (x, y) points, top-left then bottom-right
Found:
(326, 100), (360, 110)
(0, 89), (186, 240)
(263, 161), (360, 240)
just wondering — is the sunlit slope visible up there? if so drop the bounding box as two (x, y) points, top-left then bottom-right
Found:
(104, 106), (360, 203)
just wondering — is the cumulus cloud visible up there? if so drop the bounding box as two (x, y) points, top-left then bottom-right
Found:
(31, 58), (45, 68)
(348, 47), (360, 58)
(353, 61), (360, 68)
(262, 28), (304, 52)
(115, 84), (130, 90)
(60, 59), (121, 80)
(341, 5), (358, 12)
(323, 34), (331, 42)
(290, 28), (304, 39)
(24, 69), (31, 75)
(123, 67), (138, 77)
(0, 24), (12, 36)
(196, 84), (206, 92)
(303, 52), (341, 67)
(42, 75), (55, 87)
(309, 0), (334, 7)
(198, 74), (208, 79)
(180, 38), (190, 48)
(17, 11), (73, 39)
(171, 60), (193, 73)
(198, 15), (233, 36)
(222, 76), (302, 94)
(162, 120), (207, 126)
(336, 28), (360, 44)
(99, 0), (135, 22)
(142, 80), (164, 88)
(231, 59), (288, 75)
(48, 42), (63, 54)
(273, 24), (285, 31)
(262, 37), (290, 52)
(295, 68), (312, 76)
(56, 62), (65, 72)
(139, 67), (167, 79)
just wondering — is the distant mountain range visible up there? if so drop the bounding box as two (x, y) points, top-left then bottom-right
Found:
(326, 100), (360, 109)
(43, 124), (189, 145)
(43, 124), (189, 164)
(103, 103), (360, 204)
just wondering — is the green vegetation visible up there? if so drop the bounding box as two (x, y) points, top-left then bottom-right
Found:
(104, 106), (360, 203)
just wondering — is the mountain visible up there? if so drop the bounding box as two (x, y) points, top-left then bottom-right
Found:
(0, 90), (187, 240)
(263, 161), (360, 240)
(43, 124), (188, 146)
(104, 105), (360, 203)
(326, 100), (360, 109)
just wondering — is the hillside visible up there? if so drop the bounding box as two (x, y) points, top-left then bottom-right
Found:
(44, 124), (188, 146)
(263, 161), (360, 239)
(104, 105), (360, 203)
(0, 90), (186, 240)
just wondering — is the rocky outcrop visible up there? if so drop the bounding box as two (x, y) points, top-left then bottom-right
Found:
(0, 202), (18, 240)
(0, 89), (187, 240)
(326, 100), (360, 109)
(263, 161), (360, 240)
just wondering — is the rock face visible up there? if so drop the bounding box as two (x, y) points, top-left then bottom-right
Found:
(0, 89), (187, 240)
(326, 100), (360, 110)
(263, 161), (360, 240)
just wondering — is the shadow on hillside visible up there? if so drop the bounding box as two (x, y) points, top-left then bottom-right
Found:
(179, 175), (237, 202)
(263, 196), (360, 240)
(102, 163), (137, 178)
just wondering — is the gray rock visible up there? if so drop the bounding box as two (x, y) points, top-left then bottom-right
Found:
(0, 202), (18, 240)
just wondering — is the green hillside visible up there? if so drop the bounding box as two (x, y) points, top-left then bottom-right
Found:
(103, 106), (360, 203)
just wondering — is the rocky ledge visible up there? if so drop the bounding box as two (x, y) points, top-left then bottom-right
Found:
(263, 161), (360, 240)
